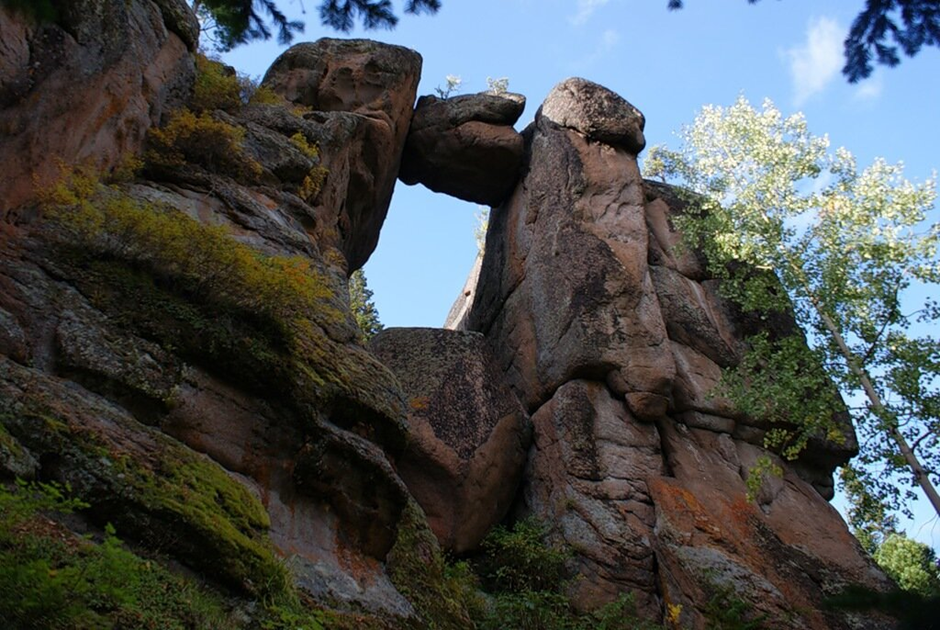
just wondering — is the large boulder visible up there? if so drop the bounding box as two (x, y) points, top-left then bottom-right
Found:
(370, 328), (531, 553)
(0, 0), (196, 214)
(399, 92), (526, 206)
(262, 39), (422, 271)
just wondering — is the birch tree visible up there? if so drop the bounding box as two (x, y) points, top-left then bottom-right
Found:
(646, 96), (940, 518)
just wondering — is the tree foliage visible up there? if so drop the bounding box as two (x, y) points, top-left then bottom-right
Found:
(646, 96), (940, 519)
(874, 532), (940, 597)
(191, 0), (440, 50)
(667, 0), (940, 82)
(349, 269), (383, 340)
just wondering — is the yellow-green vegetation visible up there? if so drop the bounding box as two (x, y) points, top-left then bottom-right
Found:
(146, 108), (263, 180)
(472, 518), (663, 630)
(0, 372), (287, 599)
(0, 479), (353, 630)
(43, 164), (405, 447)
(192, 54), (244, 113)
(290, 133), (329, 202)
(0, 480), (241, 630)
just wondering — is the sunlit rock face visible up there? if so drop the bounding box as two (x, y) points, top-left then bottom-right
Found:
(0, 0), (196, 214)
(457, 77), (893, 628)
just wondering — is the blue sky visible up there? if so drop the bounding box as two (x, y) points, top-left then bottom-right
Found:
(220, 0), (940, 549)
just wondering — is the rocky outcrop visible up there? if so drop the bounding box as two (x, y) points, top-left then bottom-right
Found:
(399, 92), (526, 206)
(459, 77), (893, 628)
(0, 11), (461, 624)
(0, 0), (196, 214)
(262, 38), (422, 271)
(371, 327), (531, 554)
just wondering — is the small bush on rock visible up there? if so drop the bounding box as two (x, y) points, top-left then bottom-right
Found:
(146, 109), (262, 180)
(192, 54), (243, 113)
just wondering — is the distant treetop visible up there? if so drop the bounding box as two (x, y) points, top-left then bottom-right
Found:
(668, 0), (940, 82)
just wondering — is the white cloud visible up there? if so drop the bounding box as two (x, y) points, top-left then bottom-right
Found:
(785, 16), (845, 106)
(569, 0), (610, 26)
(855, 71), (884, 100)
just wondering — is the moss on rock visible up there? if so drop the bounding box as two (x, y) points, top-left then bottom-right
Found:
(0, 356), (286, 598)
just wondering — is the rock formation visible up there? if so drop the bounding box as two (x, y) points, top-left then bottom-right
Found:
(0, 3), (901, 627)
(370, 327), (531, 554)
(453, 77), (894, 628)
(0, 0), (197, 214)
(399, 92), (526, 206)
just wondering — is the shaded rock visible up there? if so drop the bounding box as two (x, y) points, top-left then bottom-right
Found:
(399, 93), (526, 206)
(523, 379), (664, 616)
(539, 78), (645, 154)
(370, 327), (531, 553)
(0, 0), (195, 213)
(262, 39), (422, 271)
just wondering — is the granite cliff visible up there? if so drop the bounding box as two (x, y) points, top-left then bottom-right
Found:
(0, 2), (897, 628)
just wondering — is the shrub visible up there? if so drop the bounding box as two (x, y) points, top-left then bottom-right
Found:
(191, 54), (243, 113)
(479, 517), (569, 594)
(146, 108), (262, 180)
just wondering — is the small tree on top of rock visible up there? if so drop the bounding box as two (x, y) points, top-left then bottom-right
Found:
(646, 96), (940, 521)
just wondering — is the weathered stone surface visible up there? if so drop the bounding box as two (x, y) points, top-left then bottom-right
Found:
(370, 327), (531, 553)
(466, 83), (673, 420)
(262, 39), (422, 271)
(0, 0), (195, 213)
(458, 78), (890, 628)
(399, 93), (526, 206)
(539, 78), (645, 153)
(523, 380), (664, 616)
(652, 423), (895, 630)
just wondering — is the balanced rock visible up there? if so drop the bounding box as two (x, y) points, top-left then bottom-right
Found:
(399, 92), (526, 206)
(540, 77), (646, 154)
(262, 39), (422, 270)
(371, 327), (531, 553)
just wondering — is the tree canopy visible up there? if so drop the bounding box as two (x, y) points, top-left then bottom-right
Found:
(646, 97), (940, 520)
(668, 0), (940, 82)
(192, 0), (440, 50)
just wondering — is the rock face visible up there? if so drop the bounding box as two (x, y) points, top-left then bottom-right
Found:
(0, 7), (901, 626)
(371, 328), (531, 553)
(262, 38), (422, 271)
(0, 11), (458, 625)
(0, 0), (196, 214)
(459, 77), (893, 628)
(399, 92), (526, 206)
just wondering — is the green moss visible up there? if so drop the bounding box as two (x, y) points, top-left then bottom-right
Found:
(0, 480), (243, 629)
(0, 0), (58, 23)
(0, 362), (286, 598)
